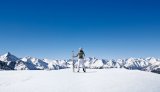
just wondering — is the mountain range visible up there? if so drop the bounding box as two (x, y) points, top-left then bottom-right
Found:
(0, 52), (160, 74)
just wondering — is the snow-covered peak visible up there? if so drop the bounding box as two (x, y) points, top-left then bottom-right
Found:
(146, 57), (157, 64)
(90, 59), (104, 69)
(126, 57), (135, 62)
(21, 56), (49, 70)
(3, 52), (12, 57)
(21, 56), (39, 63)
(86, 57), (98, 62)
(0, 52), (19, 62)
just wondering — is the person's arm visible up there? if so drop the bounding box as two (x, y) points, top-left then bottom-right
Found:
(83, 52), (85, 57)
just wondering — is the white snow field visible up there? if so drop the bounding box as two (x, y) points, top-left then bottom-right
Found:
(0, 69), (160, 92)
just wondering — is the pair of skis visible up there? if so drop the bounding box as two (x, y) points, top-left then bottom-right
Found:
(72, 51), (75, 72)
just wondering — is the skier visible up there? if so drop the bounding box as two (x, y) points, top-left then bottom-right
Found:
(75, 48), (86, 72)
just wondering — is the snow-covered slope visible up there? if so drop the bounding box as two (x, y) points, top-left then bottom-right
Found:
(0, 69), (160, 92)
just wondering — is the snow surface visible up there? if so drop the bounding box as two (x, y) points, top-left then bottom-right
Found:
(0, 69), (160, 92)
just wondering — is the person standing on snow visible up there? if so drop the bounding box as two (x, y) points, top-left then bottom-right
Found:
(75, 48), (86, 72)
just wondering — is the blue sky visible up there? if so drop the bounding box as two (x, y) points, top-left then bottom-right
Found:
(0, 0), (160, 59)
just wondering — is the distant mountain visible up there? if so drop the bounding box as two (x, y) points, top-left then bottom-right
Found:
(0, 52), (19, 62)
(0, 52), (19, 70)
(21, 57), (48, 70)
(0, 52), (160, 74)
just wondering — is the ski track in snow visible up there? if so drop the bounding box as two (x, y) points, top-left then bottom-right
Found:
(0, 69), (160, 92)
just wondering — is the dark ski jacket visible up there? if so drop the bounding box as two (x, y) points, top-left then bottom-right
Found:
(76, 50), (85, 59)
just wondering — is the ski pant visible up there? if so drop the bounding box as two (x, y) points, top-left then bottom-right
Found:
(77, 59), (86, 71)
